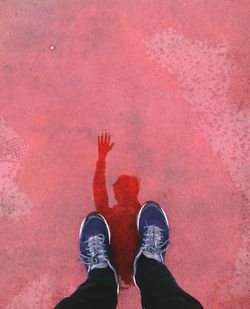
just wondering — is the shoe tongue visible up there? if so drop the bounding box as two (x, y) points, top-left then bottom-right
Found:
(142, 251), (162, 263)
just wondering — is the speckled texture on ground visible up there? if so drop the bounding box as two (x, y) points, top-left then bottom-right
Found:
(0, 1), (249, 308)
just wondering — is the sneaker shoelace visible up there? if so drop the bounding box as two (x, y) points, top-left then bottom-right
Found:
(141, 225), (169, 255)
(80, 234), (108, 268)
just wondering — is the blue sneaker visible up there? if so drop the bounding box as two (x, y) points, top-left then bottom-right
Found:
(79, 212), (118, 290)
(133, 201), (170, 286)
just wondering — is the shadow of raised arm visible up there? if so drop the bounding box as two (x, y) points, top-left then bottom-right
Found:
(93, 132), (114, 214)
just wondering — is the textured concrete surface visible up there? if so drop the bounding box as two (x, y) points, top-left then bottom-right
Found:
(0, 1), (249, 308)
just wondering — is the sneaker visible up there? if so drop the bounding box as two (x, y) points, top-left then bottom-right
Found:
(133, 201), (170, 286)
(79, 212), (119, 290)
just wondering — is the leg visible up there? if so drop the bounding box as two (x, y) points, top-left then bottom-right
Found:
(136, 255), (203, 309)
(134, 201), (204, 309)
(54, 212), (119, 309)
(55, 267), (117, 309)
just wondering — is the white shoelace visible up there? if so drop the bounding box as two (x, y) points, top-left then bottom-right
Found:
(141, 225), (169, 255)
(80, 234), (108, 269)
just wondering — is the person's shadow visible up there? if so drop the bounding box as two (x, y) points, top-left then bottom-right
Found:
(93, 132), (141, 288)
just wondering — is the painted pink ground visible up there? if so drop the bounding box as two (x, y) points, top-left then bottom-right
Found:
(0, 1), (249, 308)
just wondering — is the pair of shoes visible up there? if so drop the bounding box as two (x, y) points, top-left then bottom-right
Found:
(79, 201), (170, 292)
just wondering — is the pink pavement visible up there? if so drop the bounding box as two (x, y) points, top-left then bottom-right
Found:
(0, 1), (249, 308)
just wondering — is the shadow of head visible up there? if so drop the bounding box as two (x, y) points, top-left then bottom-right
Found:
(113, 175), (140, 205)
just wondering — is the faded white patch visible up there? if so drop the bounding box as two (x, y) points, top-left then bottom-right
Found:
(145, 28), (250, 302)
(0, 115), (33, 219)
(145, 28), (250, 201)
(6, 275), (53, 309)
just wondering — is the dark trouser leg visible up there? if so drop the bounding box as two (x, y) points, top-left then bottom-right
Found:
(135, 255), (204, 309)
(54, 267), (118, 309)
